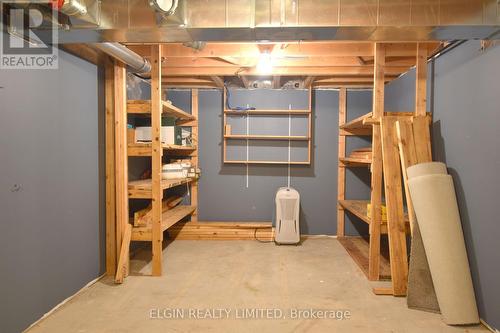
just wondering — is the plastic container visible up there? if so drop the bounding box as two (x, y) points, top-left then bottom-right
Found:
(162, 163), (185, 180)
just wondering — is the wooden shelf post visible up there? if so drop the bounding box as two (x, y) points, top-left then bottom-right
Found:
(337, 87), (347, 237)
(368, 43), (384, 281)
(190, 89), (199, 222)
(415, 43), (428, 117)
(114, 60), (129, 279)
(151, 45), (163, 276)
(105, 57), (116, 277)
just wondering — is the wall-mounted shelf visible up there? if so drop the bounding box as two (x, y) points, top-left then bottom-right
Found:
(224, 160), (309, 165)
(223, 88), (312, 165)
(224, 109), (310, 115)
(224, 135), (309, 141)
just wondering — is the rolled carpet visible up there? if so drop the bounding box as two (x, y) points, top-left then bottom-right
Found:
(407, 165), (479, 325)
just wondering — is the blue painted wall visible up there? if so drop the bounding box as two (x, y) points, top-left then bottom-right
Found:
(385, 40), (500, 330)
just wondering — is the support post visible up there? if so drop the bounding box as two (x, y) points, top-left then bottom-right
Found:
(151, 45), (163, 276)
(415, 43), (427, 116)
(368, 43), (384, 281)
(337, 87), (347, 237)
(105, 57), (116, 276)
(114, 61), (128, 277)
(190, 89), (199, 222)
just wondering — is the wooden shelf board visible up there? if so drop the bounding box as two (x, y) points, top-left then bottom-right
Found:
(131, 205), (196, 241)
(339, 157), (372, 167)
(224, 109), (310, 115)
(224, 160), (310, 165)
(339, 200), (410, 234)
(224, 135), (309, 141)
(128, 178), (195, 198)
(128, 143), (196, 156)
(338, 236), (392, 281)
(127, 100), (195, 120)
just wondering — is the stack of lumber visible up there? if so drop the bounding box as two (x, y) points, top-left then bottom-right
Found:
(168, 222), (274, 240)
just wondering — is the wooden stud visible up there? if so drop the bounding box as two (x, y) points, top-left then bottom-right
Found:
(191, 89), (199, 222)
(114, 61), (129, 276)
(115, 224), (132, 284)
(380, 117), (408, 296)
(415, 43), (428, 117)
(151, 45), (163, 276)
(368, 43), (385, 281)
(308, 87), (312, 164)
(105, 57), (116, 277)
(337, 87), (347, 237)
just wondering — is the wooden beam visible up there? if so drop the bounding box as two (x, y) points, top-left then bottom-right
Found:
(304, 76), (315, 88)
(104, 58), (116, 277)
(368, 43), (385, 281)
(381, 117), (409, 296)
(337, 87), (347, 237)
(126, 42), (440, 59)
(272, 76), (281, 89)
(114, 60), (128, 278)
(161, 66), (410, 76)
(151, 45), (163, 276)
(210, 76), (225, 88)
(415, 43), (428, 116)
(314, 76), (395, 83)
(159, 56), (416, 68)
(240, 76), (250, 88)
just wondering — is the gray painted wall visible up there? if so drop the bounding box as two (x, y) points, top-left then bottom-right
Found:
(0, 48), (105, 333)
(164, 89), (372, 236)
(385, 40), (500, 329)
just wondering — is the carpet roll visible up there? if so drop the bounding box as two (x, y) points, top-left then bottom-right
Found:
(408, 173), (479, 325)
(407, 162), (447, 179)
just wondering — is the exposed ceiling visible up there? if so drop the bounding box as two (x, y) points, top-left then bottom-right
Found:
(124, 42), (443, 89)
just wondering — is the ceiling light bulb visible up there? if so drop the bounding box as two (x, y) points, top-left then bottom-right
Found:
(257, 52), (273, 74)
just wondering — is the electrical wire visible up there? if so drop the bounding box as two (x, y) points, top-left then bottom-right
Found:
(225, 84), (256, 111)
(254, 228), (274, 243)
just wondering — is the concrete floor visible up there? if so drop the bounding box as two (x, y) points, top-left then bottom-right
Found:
(28, 239), (488, 333)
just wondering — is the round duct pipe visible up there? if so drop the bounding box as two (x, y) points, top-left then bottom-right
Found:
(93, 42), (151, 75)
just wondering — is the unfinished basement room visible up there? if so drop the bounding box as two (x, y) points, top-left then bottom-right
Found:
(1, 1), (499, 332)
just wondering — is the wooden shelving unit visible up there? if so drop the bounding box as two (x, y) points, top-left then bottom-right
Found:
(111, 45), (199, 282)
(223, 88), (312, 165)
(337, 43), (430, 297)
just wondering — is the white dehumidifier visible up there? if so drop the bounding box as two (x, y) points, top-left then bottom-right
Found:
(274, 187), (300, 245)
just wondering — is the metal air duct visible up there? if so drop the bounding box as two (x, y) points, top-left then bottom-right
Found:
(92, 42), (151, 74)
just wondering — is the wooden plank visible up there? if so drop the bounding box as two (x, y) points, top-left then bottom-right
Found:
(169, 222), (273, 240)
(115, 223), (132, 284)
(128, 178), (193, 199)
(412, 116), (432, 161)
(104, 58), (116, 277)
(368, 43), (385, 281)
(337, 88), (346, 237)
(415, 43), (428, 117)
(338, 237), (392, 281)
(339, 157), (372, 167)
(127, 100), (195, 120)
(114, 61), (128, 277)
(190, 89), (199, 222)
(151, 45), (163, 277)
(381, 117), (409, 296)
(128, 143), (196, 156)
(395, 119), (418, 234)
(134, 196), (183, 227)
